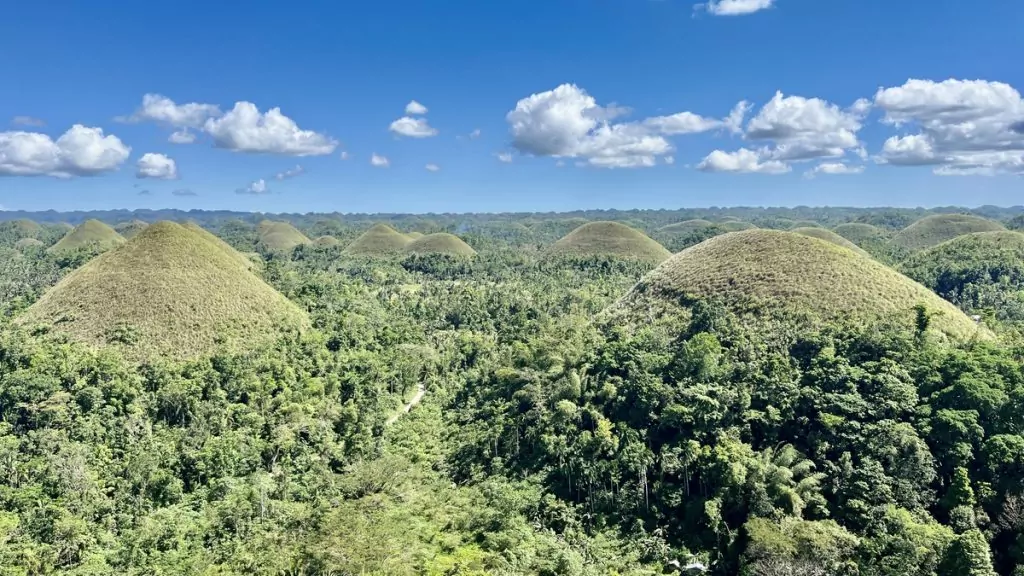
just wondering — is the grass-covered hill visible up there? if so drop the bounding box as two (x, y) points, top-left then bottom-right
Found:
(344, 224), (412, 256)
(832, 222), (890, 246)
(405, 231), (425, 240)
(659, 219), (716, 235)
(0, 219), (43, 240)
(19, 221), (308, 362)
(13, 238), (44, 251)
(546, 221), (672, 263)
(313, 235), (342, 247)
(115, 219), (149, 239)
(617, 229), (984, 341)
(47, 219), (126, 254)
(787, 220), (822, 229)
(892, 214), (1005, 251)
(404, 233), (477, 257)
(901, 230), (1024, 323)
(790, 227), (871, 256)
(258, 220), (311, 252)
(183, 221), (257, 270)
(718, 221), (757, 232)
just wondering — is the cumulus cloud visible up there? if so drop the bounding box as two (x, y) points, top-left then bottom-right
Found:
(496, 152), (513, 163)
(205, 102), (337, 156)
(874, 78), (1024, 175)
(664, 156), (676, 165)
(389, 116), (438, 138)
(425, 163), (440, 172)
(804, 162), (865, 178)
(168, 129), (196, 144)
(275, 165), (305, 180)
(136, 153), (179, 180)
(172, 188), (197, 196)
(371, 153), (390, 167)
(697, 148), (791, 174)
(12, 116), (45, 127)
(119, 94), (222, 128)
(0, 125), (131, 178)
(696, 0), (775, 16)
(507, 83), (740, 168)
(236, 178), (270, 195)
(405, 100), (428, 115)
(340, 151), (350, 160)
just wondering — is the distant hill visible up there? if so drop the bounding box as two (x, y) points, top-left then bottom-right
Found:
(48, 220), (126, 254)
(616, 230), (984, 341)
(790, 227), (871, 257)
(115, 220), (149, 239)
(20, 221), (308, 362)
(313, 235), (342, 247)
(546, 222), (672, 263)
(344, 224), (412, 256)
(659, 220), (716, 235)
(892, 214), (1005, 251)
(404, 233), (477, 257)
(833, 223), (890, 246)
(258, 221), (311, 252)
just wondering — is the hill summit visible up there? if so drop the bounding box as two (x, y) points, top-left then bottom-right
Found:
(21, 221), (308, 362)
(617, 230), (983, 341)
(546, 221), (672, 263)
(258, 221), (311, 252)
(892, 214), (1005, 251)
(404, 233), (476, 257)
(48, 220), (126, 254)
(344, 224), (412, 256)
(790, 227), (871, 257)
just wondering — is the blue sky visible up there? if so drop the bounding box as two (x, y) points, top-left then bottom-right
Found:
(1, 0), (1022, 213)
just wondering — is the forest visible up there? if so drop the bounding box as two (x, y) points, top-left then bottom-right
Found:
(2, 205), (1024, 575)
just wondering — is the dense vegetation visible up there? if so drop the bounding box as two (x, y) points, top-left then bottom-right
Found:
(2, 206), (1024, 575)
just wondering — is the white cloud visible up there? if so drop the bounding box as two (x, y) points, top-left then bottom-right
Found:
(507, 84), (736, 169)
(12, 116), (44, 127)
(236, 178), (270, 195)
(697, 148), (791, 174)
(120, 93), (222, 128)
(0, 125), (130, 178)
(496, 152), (513, 163)
(664, 156), (675, 165)
(204, 102), (337, 156)
(697, 0), (775, 16)
(275, 165), (305, 180)
(168, 129), (196, 144)
(136, 153), (178, 180)
(340, 151), (350, 160)
(874, 78), (1024, 175)
(804, 162), (865, 178)
(371, 153), (390, 167)
(745, 91), (865, 161)
(425, 163), (440, 172)
(389, 116), (438, 138)
(405, 100), (428, 115)
(469, 128), (482, 139)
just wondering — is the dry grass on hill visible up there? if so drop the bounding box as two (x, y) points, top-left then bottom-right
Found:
(404, 233), (477, 257)
(48, 220), (126, 254)
(546, 221), (672, 263)
(790, 227), (871, 257)
(892, 214), (1005, 251)
(344, 224), (412, 256)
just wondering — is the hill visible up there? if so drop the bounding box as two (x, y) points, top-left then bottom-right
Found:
(405, 232), (425, 240)
(617, 230), (984, 341)
(182, 221), (256, 270)
(787, 220), (822, 229)
(718, 221), (757, 232)
(546, 221), (672, 263)
(258, 221), (311, 252)
(1, 219), (43, 239)
(115, 220), (149, 239)
(404, 233), (477, 257)
(659, 220), (716, 235)
(313, 235), (342, 247)
(47, 220), (126, 254)
(14, 238), (44, 251)
(833, 223), (890, 246)
(344, 224), (412, 256)
(892, 214), (1005, 251)
(20, 221), (308, 362)
(790, 227), (871, 256)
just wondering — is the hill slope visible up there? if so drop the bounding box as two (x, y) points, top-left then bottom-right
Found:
(48, 220), (126, 254)
(258, 221), (311, 252)
(1, 219), (44, 240)
(313, 235), (341, 247)
(617, 230), (983, 341)
(833, 223), (890, 246)
(659, 220), (716, 235)
(404, 233), (477, 257)
(790, 227), (871, 256)
(21, 221), (308, 362)
(344, 224), (412, 256)
(546, 221), (672, 263)
(115, 220), (149, 239)
(892, 214), (1005, 251)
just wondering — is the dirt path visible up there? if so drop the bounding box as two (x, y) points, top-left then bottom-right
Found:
(386, 383), (425, 425)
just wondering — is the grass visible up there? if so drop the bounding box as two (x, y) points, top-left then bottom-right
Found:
(892, 214), (1005, 251)
(1, 219), (43, 239)
(405, 232), (425, 240)
(48, 220), (126, 254)
(314, 235), (342, 247)
(404, 233), (477, 257)
(787, 220), (822, 229)
(258, 221), (311, 252)
(790, 227), (871, 257)
(659, 220), (715, 234)
(20, 221), (308, 362)
(718, 221), (757, 232)
(618, 229), (985, 341)
(182, 221), (256, 270)
(545, 221), (672, 263)
(833, 223), (890, 246)
(115, 220), (149, 239)
(345, 224), (412, 256)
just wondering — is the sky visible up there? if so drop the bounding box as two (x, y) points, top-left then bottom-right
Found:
(1, 0), (1023, 214)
